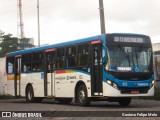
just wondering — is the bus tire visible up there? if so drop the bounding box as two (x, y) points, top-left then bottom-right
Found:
(26, 85), (34, 103)
(77, 84), (91, 107)
(118, 97), (132, 107)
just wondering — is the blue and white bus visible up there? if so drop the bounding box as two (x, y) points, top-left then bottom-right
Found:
(6, 33), (154, 106)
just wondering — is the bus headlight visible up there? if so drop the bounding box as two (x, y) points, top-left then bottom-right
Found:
(106, 80), (112, 85)
(150, 80), (155, 89)
(106, 80), (118, 89)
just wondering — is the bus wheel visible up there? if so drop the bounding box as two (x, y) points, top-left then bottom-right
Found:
(56, 98), (72, 104)
(26, 85), (34, 103)
(77, 85), (91, 107)
(118, 97), (132, 107)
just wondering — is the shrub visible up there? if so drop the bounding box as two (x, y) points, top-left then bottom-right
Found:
(0, 94), (14, 99)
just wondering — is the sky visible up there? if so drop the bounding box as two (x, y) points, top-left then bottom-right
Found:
(0, 0), (160, 45)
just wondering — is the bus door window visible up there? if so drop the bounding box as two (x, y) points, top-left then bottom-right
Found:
(14, 56), (21, 96)
(16, 58), (21, 73)
(94, 46), (101, 66)
(91, 42), (103, 95)
(47, 52), (56, 72)
(47, 53), (52, 71)
(94, 47), (98, 65)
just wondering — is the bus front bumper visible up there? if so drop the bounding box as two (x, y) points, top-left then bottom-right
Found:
(103, 82), (154, 97)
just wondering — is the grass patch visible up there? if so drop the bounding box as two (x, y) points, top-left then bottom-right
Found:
(0, 94), (14, 99)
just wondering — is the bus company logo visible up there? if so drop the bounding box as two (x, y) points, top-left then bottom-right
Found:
(134, 83), (137, 86)
(67, 76), (76, 80)
(122, 82), (128, 86)
(79, 75), (83, 79)
(137, 83), (149, 86)
(55, 76), (65, 80)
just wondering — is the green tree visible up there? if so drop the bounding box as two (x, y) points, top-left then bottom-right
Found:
(0, 30), (4, 37)
(0, 34), (18, 57)
(18, 38), (35, 50)
(0, 31), (35, 57)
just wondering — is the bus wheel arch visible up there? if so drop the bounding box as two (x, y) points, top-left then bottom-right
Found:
(25, 83), (43, 103)
(75, 81), (91, 106)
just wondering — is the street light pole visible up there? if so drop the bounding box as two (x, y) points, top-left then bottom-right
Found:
(99, 0), (106, 34)
(37, 0), (40, 46)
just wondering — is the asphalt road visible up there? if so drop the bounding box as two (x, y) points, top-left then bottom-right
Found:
(0, 98), (160, 120)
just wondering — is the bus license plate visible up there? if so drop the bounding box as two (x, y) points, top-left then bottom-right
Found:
(131, 90), (139, 94)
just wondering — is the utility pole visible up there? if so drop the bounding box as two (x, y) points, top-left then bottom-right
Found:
(37, 0), (40, 46)
(17, 0), (24, 39)
(99, 0), (106, 34)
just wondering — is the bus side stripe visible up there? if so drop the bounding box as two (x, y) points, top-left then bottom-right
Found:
(55, 69), (91, 75)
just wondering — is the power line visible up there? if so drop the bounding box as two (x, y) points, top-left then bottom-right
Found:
(0, 0), (64, 16)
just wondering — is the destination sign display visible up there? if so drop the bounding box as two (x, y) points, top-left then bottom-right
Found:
(114, 37), (144, 43)
(106, 33), (151, 44)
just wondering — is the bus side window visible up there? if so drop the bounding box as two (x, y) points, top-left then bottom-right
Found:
(78, 46), (81, 66)
(67, 46), (76, 67)
(56, 48), (65, 68)
(6, 57), (14, 74)
(32, 52), (43, 71)
(78, 43), (89, 66)
(22, 54), (32, 72)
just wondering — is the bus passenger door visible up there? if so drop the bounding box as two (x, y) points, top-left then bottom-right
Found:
(14, 55), (21, 97)
(91, 40), (103, 96)
(44, 48), (56, 97)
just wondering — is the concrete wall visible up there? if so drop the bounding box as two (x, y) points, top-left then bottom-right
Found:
(0, 57), (7, 94)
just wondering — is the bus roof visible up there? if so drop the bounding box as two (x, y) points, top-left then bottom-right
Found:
(6, 33), (149, 57)
(6, 34), (105, 57)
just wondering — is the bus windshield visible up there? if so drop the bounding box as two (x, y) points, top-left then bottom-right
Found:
(105, 45), (152, 73)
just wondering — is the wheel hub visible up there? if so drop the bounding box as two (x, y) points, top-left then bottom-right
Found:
(79, 90), (85, 103)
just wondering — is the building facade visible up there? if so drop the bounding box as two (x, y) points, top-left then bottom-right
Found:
(153, 43), (160, 51)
